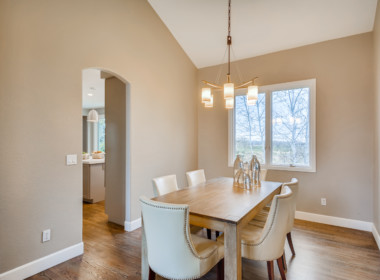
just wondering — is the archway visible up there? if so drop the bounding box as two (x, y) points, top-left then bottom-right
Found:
(82, 67), (131, 230)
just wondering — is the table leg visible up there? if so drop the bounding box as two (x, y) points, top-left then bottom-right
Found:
(224, 223), (242, 280)
(141, 218), (149, 280)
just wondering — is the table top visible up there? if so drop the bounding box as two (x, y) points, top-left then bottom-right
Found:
(153, 177), (282, 224)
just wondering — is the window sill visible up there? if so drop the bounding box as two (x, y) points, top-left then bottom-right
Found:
(228, 163), (316, 173)
(265, 165), (316, 173)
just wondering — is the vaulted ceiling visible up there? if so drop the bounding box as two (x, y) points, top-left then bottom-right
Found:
(148, 0), (377, 68)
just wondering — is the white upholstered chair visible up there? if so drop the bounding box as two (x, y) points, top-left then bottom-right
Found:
(152, 174), (178, 197)
(140, 196), (224, 280)
(218, 186), (293, 280)
(250, 178), (299, 256)
(186, 169), (206, 187)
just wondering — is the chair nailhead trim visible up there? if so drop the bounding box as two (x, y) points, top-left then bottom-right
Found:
(141, 198), (219, 280)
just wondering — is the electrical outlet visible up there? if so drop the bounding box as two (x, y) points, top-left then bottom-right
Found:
(42, 229), (51, 242)
(321, 198), (327, 206)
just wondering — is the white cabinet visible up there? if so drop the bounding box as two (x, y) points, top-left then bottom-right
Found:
(83, 162), (105, 203)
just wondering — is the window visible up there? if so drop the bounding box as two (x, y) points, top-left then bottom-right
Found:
(229, 79), (316, 172)
(98, 115), (106, 152)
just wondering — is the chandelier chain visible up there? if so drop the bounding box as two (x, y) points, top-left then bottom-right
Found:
(231, 46), (244, 85)
(216, 46), (228, 85)
(228, 0), (231, 37)
(227, 0), (232, 77)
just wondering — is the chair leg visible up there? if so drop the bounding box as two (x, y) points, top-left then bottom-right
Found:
(207, 229), (212, 239)
(276, 255), (287, 280)
(287, 232), (296, 255)
(149, 266), (156, 280)
(282, 251), (287, 272)
(217, 259), (224, 280)
(267, 260), (274, 280)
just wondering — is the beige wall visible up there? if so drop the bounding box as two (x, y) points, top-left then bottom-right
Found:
(198, 33), (374, 222)
(0, 0), (197, 274)
(374, 0), (380, 233)
(105, 77), (126, 225)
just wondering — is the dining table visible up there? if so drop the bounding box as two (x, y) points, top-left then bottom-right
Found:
(141, 177), (283, 280)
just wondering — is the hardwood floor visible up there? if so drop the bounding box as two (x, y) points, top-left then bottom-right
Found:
(28, 201), (380, 280)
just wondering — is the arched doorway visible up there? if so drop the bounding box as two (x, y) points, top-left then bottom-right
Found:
(82, 67), (131, 230)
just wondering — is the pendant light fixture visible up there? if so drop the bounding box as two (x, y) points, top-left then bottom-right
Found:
(201, 0), (258, 109)
(87, 109), (99, 123)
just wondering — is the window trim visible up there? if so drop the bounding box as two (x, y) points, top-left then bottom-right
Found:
(228, 78), (316, 172)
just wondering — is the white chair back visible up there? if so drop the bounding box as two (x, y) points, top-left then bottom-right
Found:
(152, 174), (178, 197)
(186, 169), (206, 187)
(140, 196), (206, 279)
(282, 178), (298, 232)
(242, 186), (293, 261)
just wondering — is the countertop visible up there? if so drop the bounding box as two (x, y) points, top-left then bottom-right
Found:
(83, 158), (105, 165)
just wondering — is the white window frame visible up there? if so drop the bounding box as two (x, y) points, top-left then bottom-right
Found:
(228, 78), (316, 172)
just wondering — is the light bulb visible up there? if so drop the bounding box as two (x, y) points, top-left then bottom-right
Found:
(247, 85), (258, 102)
(87, 109), (99, 123)
(224, 83), (234, 99)
(201, 88), (211, 103)
(225, 98), (234, 109)
(205, 95), (213, 108)
(247, 97), (257, 106)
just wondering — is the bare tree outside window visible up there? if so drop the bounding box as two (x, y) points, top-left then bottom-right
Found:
(234, 93), (265, 163)
(271, 88), (310, 166)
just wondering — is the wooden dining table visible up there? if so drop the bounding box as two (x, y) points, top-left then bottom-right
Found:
(141, 177), (282, 280)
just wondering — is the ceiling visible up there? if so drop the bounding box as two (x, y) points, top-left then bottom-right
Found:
(148, 0), (377, 69)
(82, 69), (105, 109)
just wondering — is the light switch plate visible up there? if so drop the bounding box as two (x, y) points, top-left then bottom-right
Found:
(66, 154), (78, 165)
(42, 229), (51, 242)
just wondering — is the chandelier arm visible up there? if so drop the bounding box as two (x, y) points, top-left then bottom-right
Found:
(235, 81), (252, 89)
(202, 80), (223, 89)
(235, 77), (259, 89)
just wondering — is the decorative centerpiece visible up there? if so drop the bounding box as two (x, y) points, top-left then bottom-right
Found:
(233, 155), (261, 189)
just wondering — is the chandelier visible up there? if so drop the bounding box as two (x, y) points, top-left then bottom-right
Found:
(201, 0), (258, 109)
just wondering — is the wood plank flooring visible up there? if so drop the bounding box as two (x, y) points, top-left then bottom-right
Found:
(28, 201), (380, 280)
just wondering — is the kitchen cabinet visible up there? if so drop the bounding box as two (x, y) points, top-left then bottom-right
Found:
(83, 159), (105, 203)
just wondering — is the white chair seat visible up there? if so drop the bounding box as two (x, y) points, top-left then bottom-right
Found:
(218, 223), (263, 246)
(191, 234), (224, 274)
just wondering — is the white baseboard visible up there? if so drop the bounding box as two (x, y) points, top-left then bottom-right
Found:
(124, 218), (141, 232)
(295, 211), (373, 232)
(0, 242), (83, 280)
(373, 224), (380, 250)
